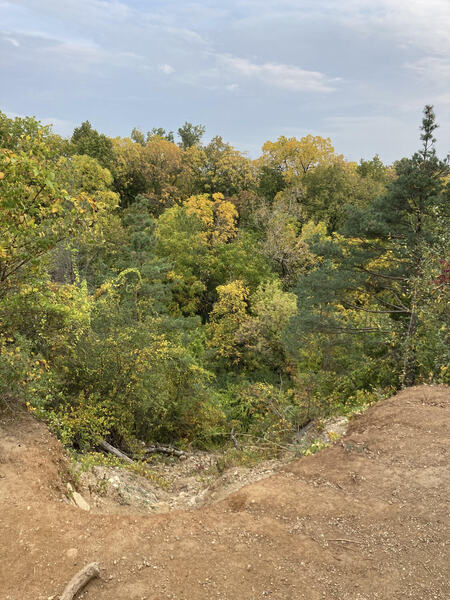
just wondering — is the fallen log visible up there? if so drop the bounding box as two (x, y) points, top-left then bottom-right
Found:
(60, 562), (100, 600)
(99, 440), (133, 463)
(144, 445), (187, 458)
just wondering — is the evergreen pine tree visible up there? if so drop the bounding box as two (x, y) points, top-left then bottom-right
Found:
(288, 106), (449, 389)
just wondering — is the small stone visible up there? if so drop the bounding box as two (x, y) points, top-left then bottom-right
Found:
(72, 491), (90, 511)
(66, 548), (78, 560)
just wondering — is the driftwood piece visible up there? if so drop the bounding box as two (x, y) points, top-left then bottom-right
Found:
(60, 562), (100, 600)
(99, 439), (133, 463)
(144, 445), (187, 458)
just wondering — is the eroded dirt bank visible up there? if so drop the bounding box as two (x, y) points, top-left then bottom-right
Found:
(0, 385), (449, 600)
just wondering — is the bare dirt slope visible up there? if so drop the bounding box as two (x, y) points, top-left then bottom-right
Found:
(0, 385), (449, 600)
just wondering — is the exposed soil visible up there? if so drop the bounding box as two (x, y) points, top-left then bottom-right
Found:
(72, 415), (349, 514)
(0, 385), (448, 600)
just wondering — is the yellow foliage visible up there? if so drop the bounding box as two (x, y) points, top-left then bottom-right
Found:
(184, 193), (238, 245)
(261, 134), (341, 184)
(208, 280), (249, 361)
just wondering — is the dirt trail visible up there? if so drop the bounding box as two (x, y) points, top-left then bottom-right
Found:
(0, 385), (449, 600)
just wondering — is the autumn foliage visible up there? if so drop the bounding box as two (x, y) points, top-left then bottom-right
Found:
(0, 108), (448, 455)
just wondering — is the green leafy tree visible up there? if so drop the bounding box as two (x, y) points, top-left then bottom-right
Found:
(147, 128), (175, 143)
(182, 136), (255, 196)
(52, 154), (121, 286)
(289, 106), (449, 391)
(177, 121), (205, 149)
(0, 118), (98, 298)
(130, 127), (146, 146)
(71, 120), (115, 169)
(257, 165), (286, 202)
(301, 161), (387, 233)
(112, 135), (183, 211)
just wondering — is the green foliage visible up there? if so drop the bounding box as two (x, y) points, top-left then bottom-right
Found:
(301, 161), (386, 233)
(257, 165), (286, 202)
(147, 127), (175, 144)
(112, 135), (183, 211)
(182, 136), (255, 196)
(1, 107), (447, 461)
(0, 334), (36, 408)
(177, 122), (205, 149)
(286, 106), (449, 405)
(73, 452), (165, 485)
(71, 120), (115, 169)
(0, 120), (101, 298)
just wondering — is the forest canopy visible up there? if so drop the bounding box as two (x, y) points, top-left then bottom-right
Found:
(0, 107), (448, 454)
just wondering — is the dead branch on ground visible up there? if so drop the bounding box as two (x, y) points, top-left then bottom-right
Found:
(60, 562), (100, 600)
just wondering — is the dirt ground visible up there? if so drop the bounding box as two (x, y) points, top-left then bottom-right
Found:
(0, 385), (448, 600)
(71, 415), (349, 515)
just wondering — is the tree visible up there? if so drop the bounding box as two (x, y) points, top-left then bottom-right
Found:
(289, 106), (449, 390)
(0, 116), (99, 298)
(177, 121), (205, 149)
(141, 136), (183, 212)
(184, 193), (238, 245)
(261, 134), (340, 185)
(147, 127), (175, 143)
(155, 194), (238, 316)
(130, 127), (146, 146)
(111, 137), (148, 206)
(236, 280), (297, 373)
(71, 121), (115, 169)
(301, 161), (387, 233)
(182, 136), (255, 196)
(208, 280), (249, 364)
(112, 136), (183, 211)
(53, 154), (120, 285)
(257, 165), (286, 202)
(263, 206), (313, 284)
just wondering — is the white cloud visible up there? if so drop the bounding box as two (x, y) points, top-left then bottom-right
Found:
(406, 56), (450, 85)
(5, 36), (20, 47)
(219, 55), (336, 93)
(159, 63), (175, 75)
(12, 31), (145, 70)
(44, 43), (143, 75)
(2, 0), (449, 162)
(247, 1), (450, 58)
(335, 0), (450, 56)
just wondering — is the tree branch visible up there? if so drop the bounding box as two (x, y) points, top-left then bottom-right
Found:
(60, 563), (100, 600)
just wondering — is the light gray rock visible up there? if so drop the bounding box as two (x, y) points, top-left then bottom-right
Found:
(72, 491), (90, 511)
(66, 548), (78, 560)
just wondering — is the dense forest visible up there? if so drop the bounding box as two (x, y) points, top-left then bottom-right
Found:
(0, 106), (448, 456)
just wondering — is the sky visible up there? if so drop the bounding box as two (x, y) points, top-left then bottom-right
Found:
(1, 0), (449, 162)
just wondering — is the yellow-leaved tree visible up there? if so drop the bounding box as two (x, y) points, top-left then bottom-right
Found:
(184, 192), (238, 245)
(112, 135), (183, 211)
(208, 280), (249, 362)
(261, 134), (340, 185)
